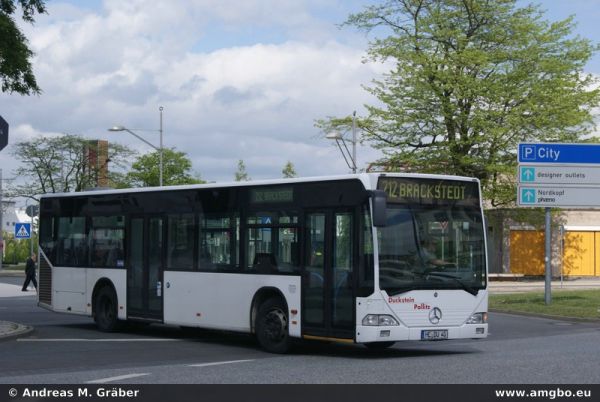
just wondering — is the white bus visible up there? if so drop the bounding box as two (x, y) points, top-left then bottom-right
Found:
(37, 173), (488, 353)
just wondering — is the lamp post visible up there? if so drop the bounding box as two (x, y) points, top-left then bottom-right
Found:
(109, 106), (164, 186)
(326, 111), (357, 173)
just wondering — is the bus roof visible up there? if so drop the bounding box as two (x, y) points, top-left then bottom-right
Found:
(38, 172), (480, 199)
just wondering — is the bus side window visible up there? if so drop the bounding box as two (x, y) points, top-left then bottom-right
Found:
(199, 214), (237, 271)
(253, 252), (277, 274)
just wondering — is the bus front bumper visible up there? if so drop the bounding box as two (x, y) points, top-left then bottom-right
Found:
(355, 323), (488, 343)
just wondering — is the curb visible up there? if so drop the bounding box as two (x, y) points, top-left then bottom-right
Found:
(0, 321), (34, 341)
(0, 271), (25, 277)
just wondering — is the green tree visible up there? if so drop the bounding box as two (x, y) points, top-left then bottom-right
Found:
(125, 148), (204, 187)
(318, 0), (600, 206)
(282, 161), (297, 178)
(2, 231), (37, 264)
(234, 159), (250, 181)
(0, 0), (46, 95)
(9, 134), (134, 200)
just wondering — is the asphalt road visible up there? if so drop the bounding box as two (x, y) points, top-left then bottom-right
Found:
(1, 282), (600, 384)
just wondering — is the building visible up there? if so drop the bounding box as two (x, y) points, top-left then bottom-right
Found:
(83, 140), (110, 188)
(1, 200), (30, 233)
(488, 209), (600, 277)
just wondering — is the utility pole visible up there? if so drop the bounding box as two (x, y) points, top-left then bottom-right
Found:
(0, 169), (3, 272)
(352, 111), (357, 174)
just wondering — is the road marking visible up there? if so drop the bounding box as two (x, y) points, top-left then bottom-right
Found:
(18, 338), (181, 342)
(86, 373), (150, 384)
(187, 359), (254, 368)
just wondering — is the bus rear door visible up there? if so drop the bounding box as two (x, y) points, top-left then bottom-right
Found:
(127, 216), (164, 321)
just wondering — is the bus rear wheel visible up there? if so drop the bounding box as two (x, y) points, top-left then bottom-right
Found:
(94, 286), (120, 332)
(256, 298), (291, 354)
(364, 341), (396, 350)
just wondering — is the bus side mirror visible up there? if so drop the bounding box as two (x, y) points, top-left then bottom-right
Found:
(371, 190), (387, 227)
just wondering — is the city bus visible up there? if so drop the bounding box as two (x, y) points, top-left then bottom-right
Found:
(37, 173), (488, 353)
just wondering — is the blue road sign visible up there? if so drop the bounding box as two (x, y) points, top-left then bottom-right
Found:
(520, 166), (535, 182)
(15, 223), (31, 239)
(519, 143), (600, 164)
(520, 188), (536, 204)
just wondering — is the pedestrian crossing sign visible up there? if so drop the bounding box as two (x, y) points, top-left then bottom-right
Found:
(15, 223), (31, 239)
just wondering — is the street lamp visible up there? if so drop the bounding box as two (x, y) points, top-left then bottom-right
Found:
(326, 111), (357, 173)
(108, 106), (164, 186)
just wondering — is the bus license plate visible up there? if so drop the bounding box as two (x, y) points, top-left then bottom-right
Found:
(421, 330), (448, 340)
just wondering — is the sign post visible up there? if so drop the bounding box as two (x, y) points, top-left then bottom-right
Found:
(0, 117), (7, 272)
(518, 143), (600, 305)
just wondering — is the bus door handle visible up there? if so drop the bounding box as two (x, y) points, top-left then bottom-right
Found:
(156, 281), (162, 297)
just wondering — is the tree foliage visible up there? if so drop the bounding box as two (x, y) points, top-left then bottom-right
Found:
(318, 0), (600, 206)
(2, 231), (37, 264)
(282, 161), (297, 178)
(0, 0), (46, 95)
(235, 159), (250, 181)
(8, 134), (134, 199)
(124, 148), (203, 187)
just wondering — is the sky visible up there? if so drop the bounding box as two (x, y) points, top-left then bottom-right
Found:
(1, 0), (599, 195)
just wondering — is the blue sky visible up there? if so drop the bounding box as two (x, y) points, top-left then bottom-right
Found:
(529, 0), (600, 73)
(1, 0), (598, 191)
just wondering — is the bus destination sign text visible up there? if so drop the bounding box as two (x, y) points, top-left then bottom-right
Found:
(378, 178), (479, 206)
(251, 187), (294, 204)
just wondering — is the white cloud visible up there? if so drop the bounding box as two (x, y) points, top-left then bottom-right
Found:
(1, 0), (387, 189)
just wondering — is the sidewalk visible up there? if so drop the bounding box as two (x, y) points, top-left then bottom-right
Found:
(489, 277), (600, 294)
(0, 279), (35, 340)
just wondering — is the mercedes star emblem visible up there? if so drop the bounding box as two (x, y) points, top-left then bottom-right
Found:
(429, 307), (442, 324)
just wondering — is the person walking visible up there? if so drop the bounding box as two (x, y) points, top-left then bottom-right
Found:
(22, 253), (37, 292)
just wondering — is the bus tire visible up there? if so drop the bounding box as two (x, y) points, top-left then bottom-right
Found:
(255, 298), (291, 354)
(364, 341), (396, 350)
(94, 286), (120, 332)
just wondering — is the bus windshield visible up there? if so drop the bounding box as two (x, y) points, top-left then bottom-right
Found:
(377, 205), (486, 295)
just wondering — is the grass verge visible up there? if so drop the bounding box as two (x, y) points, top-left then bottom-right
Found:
(489, 290), (600, 320)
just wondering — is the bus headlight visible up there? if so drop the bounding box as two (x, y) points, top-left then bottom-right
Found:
(362, 314), (399, 326)
(466, 312), (488, 324)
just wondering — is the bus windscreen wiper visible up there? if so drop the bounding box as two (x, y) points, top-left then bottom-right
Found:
(421, 272), (479, 296)
(388, 286), (425, 296)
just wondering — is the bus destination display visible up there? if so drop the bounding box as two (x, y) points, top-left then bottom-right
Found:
(378, 178), (479, 206)
(250, 187), (294, 204)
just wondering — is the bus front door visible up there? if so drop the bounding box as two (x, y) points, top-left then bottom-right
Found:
(128, 216), (164, 321)
(302, 211), (355, 340)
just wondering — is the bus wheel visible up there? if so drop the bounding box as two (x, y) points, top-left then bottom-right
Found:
(94, 287), (120, 332)
(256, 298), (291, 354)
(364, 341), (396, 350)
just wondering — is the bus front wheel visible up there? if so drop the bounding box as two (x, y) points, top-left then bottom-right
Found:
(364, 341), (396, 350)
(94, 286), (120, 332)
(256, 298), (291, 354)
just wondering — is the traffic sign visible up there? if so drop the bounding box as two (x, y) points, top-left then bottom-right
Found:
(519, 143), (600, 164)
(518, 165), (600, 185)
(15, 223), (31, 239)
(518, 143), (600, 208)
(0, 115), (8, 152)
(517, 185), (600, 208)
(25, 205), (39, 218)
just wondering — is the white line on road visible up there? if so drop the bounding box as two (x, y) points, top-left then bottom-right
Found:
(17, 338), (181, 342)
(86, 373), (150, 384)
(187, 359), (254, 368)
